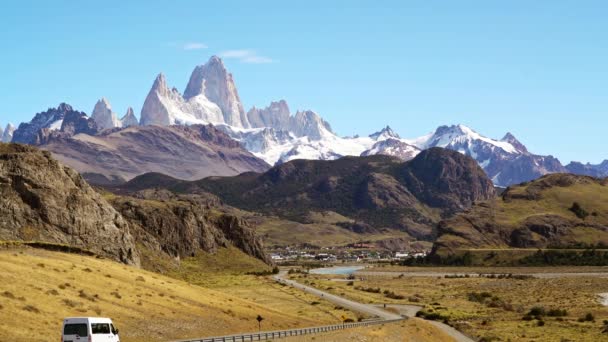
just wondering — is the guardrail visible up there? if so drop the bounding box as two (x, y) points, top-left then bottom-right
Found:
(174, 318), (404, 342)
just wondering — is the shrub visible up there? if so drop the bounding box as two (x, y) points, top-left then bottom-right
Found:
(570, 202), (589, 220)
(537, 320), (545, 327)
(547, 309), (568, 317)
(346, 281), (354, 286)
(528, 306), (546, 317)
(578, 313), (595, 322)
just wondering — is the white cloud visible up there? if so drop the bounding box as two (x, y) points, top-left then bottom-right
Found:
(183, 42), (208, 50)
(219, 49), (274, 64)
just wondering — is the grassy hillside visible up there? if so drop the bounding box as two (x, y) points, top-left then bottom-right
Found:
(433, 174), (608, 263)
(0, 246), (352, 342)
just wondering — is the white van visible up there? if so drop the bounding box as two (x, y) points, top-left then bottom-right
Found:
(62, 317), (120, 342)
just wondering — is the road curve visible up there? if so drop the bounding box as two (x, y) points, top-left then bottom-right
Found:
(274, 271), (402, 320)
(275, 271), (474, 342)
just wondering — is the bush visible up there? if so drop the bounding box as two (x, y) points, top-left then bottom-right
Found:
(547, 309), (568, 317)
(537, 320), (545, 327)
(468, 292), (493, 303)
(578, 313), (595, 322)
(528, 306), (546, 317)
(570, 202), (589, 219)
(346, 281), (354, 286)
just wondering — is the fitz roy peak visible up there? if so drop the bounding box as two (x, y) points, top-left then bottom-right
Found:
(184, 56), (249, 128)
(139, 72), (224, 126)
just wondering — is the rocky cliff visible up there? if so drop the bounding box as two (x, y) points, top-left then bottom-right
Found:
(0, 143), (271, 267)
(0, 143), (139, 265)
(110, 189), (269, 266)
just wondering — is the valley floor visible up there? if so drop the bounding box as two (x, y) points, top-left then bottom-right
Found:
(288, 266), (608, 342)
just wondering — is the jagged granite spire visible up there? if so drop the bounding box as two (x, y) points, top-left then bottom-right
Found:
(91, 98), (120, 130)
(184, 56), (249, 128)
(120, 107), (139, 127)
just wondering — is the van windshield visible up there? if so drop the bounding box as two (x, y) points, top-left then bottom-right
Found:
(64, 323), (88, 336)
(92, 323), (111, 334)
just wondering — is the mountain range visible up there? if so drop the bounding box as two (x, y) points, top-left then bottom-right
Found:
(7, 56), (607, 186)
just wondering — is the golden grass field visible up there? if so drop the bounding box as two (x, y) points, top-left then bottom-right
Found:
(279, 318), (458, 342)
(291, 269), (608, 342)
(0, 247), (355, 342)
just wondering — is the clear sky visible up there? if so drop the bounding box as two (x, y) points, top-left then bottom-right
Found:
(1, 0), (606, 164)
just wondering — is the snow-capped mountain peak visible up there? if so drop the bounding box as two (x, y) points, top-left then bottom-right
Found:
(184, 56), (249, 128)
(501, 132), (528, 154)
(416, 124), (519, 154)
(369, 125), (400, 140)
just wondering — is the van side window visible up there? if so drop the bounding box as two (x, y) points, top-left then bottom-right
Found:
(110, 324), (118, 335)
(64, 324), (88, 336)
(91, 323), (111, 334)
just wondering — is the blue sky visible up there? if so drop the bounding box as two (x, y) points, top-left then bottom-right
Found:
(0, 0), (607, 163)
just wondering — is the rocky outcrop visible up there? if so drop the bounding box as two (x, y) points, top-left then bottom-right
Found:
(110, 189), (269, 264)
(12, 103), (84, 145)
(91, 98), (121, 130)
(401, 147), (496, 215)
(184, 56), (249, 128)
(0, 143), (139, 265)
(565, 160), (608, 178)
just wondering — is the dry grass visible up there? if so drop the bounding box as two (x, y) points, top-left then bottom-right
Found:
(0, 247), (348, 342)
(279, 318), (458, 342)
(254, 215), (408, 248)
(294, 270), (608, 342)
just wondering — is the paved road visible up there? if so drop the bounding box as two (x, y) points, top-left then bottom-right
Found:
(274, 271), (402, 320)
(274, 272), (474, 342)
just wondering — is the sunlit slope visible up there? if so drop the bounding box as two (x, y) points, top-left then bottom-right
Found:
(0, 247), (342, 342)
(434, 174), (608, 257)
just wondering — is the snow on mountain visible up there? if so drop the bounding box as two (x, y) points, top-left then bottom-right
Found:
(412, 124), (518, 154)
(12, 103), (87, 144)
(361, 138), (421, 161)
(91, 98), (121, 130)
(139, 73), (224, 126)
(1, 123), (16, 142)
(184, 56), (249, 128)
(404, 124), (566, 186)
(221, 120), (411, 165)
(369, 126), (400, 141)
(247, 100), (291, 130)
